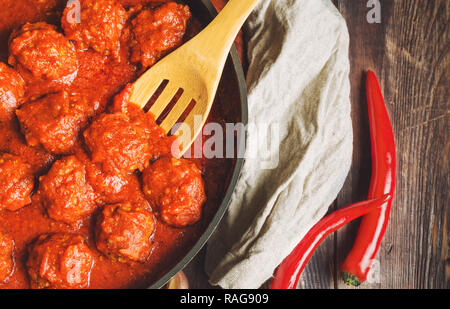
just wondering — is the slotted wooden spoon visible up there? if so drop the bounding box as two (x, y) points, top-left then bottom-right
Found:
(129, 0), (260, 157)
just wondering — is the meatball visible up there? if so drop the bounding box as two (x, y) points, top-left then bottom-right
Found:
(26, 233), (94, 289)
(0, 233), (14, 283)
(0, 62), (25, 120)
(62, 0), (127, 60)
(87, 168), (142, 205)
(76, 148), (143, 205)
(0, 121), (55, 175)
(142, 157), (206, 227)
(83, 113), (152, 174)
(16, 91), (90, 154)
(110, 84), (175, 159)
(16, 92), (89, 155)
(130, 2), (191, 68)
(38, 156), (97, 225)
(0, 153), (34, 211)
(9, 22), (78, 81)
(95, 202), (156, 262)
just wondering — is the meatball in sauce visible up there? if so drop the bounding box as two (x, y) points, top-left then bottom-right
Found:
(142, 157), (206, 227)
(9, 22), (78, 82)
(26, 233), (94, 289)
(130, 2), (191, 68)
(62, 0), (127, 61)
(95, 202), (156, 263)
(16, 91), (90, 155)
(83, 112), (152, 175)
(0, 153), (34, 211)
(38, 156), (97, 225)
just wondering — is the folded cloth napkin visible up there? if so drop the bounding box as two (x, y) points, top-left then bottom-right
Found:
(205, 0), (352, 289)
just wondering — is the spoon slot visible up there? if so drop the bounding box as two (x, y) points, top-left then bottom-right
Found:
(156, 88), (185, 125)
(143, 79), (169, 113)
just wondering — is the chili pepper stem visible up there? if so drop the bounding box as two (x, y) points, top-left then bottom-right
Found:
(341, 272), (361, 287)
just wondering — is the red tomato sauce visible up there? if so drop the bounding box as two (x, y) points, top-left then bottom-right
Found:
(0, 0), (240, 289)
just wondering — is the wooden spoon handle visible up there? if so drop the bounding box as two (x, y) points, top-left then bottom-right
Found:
(187, 0), (260, 69)
(211, 0), (246, 64)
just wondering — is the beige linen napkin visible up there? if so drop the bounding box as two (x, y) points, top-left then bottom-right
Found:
(205, 0), (352, 289)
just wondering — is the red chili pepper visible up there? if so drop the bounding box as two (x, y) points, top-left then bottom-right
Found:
(270, 195), (391, 289)
(340, 70), (397, 286)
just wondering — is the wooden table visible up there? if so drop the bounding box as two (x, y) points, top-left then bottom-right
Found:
(184, 0), (449, 289)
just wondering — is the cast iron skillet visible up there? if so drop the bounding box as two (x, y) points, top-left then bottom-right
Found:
(148, 0), (248, 289)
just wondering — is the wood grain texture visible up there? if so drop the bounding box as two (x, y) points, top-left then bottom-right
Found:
(185, 0), (449, 289)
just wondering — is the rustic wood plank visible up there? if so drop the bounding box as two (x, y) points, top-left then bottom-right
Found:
(335, 0), (449, 289)
(377, 0), (449, 289)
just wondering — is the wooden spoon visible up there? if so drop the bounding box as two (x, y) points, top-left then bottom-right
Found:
(129, 0), (260, 157)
